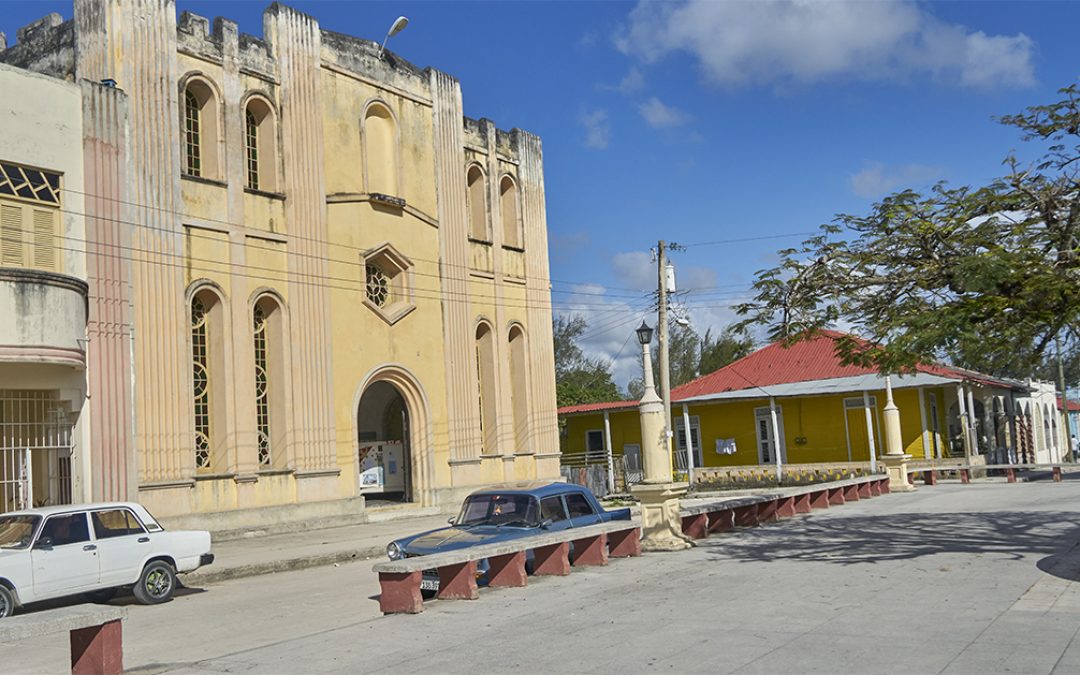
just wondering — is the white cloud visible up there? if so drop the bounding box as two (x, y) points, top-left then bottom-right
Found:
(617, 0), (1035, 89)
(638, 97), (691, 128)
(619, 67), (645, 94)
(580, 108), (611, 149)
(849, 161), (944, 198)
(611, 251), (654, 291)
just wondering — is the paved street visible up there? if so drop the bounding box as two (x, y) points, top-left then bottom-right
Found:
(8, 479), (1080, 674)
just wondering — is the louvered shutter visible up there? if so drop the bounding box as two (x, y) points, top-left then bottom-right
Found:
(32, 208), (56, 270)
(0, 203), (22, 266)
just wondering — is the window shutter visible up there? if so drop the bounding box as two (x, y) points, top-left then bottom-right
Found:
(32, 208), (56, 270)
(0, 204), (23, 266)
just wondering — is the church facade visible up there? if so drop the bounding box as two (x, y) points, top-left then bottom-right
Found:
(0, 1), (560, 525)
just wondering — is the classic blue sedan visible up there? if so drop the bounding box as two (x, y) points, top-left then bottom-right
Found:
(386, 482), (631, 593)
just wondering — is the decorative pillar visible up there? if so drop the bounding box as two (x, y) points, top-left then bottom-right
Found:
(880, 375), (916, 492)
(862, 390), (877, 472)
(630, 327), (691, 552)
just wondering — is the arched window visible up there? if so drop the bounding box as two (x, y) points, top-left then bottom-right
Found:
(191, 288), (225, 472)
(244, 97), (277, 192)
(467, 165), (487, 241)
(364, 103), (398, 196)
(253, 295), (285, 468)
(182, 79), (220, 179)
(508, 325), (529, 453)
(500, 175), (521, 248)
(475, 321), (497, 454)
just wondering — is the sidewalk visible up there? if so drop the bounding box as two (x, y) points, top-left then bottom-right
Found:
(184, 512), (452, 585)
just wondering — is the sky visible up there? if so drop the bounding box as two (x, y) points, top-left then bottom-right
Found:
(4, 0), (1079, 388)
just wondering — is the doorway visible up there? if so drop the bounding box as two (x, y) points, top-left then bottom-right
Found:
(356, 381), (412, 503)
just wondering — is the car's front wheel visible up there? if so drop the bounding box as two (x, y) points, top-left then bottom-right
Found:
(133, 561), (176, 605)
(0, 585), (15, 618)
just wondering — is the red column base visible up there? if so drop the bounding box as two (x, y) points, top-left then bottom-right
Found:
(608, 528), (641, 557)
(378, 571), (424, 614)
(776, 496), (797, 518)
(869, 480), (881, 497)
(733, 504), (759, 527)
(533, 542), (571, 575)
(827, 487), (845, 506)
(923, 470), (937, 486)
(1054, 466), (1063, 482)
(810, 490), (830, 509)
(959, 468), (970, 484)
(572, 534), (609, 566)
(437, 561), (479, 600)
(857, 482), (872, 499)
(758, 499), (779, 523)
(843, 484), (860, 501)
(880, 477), (891, 494)
(707, 509), (734, 533)
(488, 551), (527, 587)
(1007, 468), (1017, 483)
(681, 513), (709, 539)
(71, 619), (123, 675)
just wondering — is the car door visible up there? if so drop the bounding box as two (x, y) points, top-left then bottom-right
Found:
(92, 508), (152, 586)
(538, 495), (572, 532)
(563, 492), (602, 528)
(31, 512), (99, 598)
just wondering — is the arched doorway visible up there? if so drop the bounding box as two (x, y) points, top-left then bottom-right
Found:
(356, 381), (412, 503)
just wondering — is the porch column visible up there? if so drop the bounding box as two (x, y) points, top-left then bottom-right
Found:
(603, 411), (615, 495)
(956, 385), (972, 462)
(862, 390), (877, 472)
(918, 388), (931, 460)
(682, 404), (695, 485)
(769, 397), (783, 481)
(1005, 393), (1017, 463)
(966, 388), (979, 455)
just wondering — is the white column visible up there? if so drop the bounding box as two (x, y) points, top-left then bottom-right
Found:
(603, 411), (615, 494)
(956, 385), (971, 461)
(863, 390), (877, 472)
(966, 388), (978, 455)
(682, 404), (695, 485)
(918, 388), (931, 459)
(769, 396), (783, 481)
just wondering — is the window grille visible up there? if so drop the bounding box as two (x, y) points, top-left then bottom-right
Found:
(0, 162), (61, 205)
(253, 304), (271, 467)
(245, 109), (259, 190)
(184, 90), (202, 177)
(191, 297), (211, 470)
(366, 264), (389, 307)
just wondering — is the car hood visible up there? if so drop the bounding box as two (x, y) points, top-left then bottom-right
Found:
(401, 525), (537, 556)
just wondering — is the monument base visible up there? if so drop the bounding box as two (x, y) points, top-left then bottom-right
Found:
(881, 453), (916, 493)
(631, 481), (694, 552)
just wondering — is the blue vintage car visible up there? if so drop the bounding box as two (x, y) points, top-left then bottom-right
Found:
(386, 482), (631, 593)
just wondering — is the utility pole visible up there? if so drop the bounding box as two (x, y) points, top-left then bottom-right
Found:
(657, 241), (673, 471)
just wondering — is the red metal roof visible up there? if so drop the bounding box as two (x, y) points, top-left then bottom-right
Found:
(558, 400), (638, 416)
(1058, 396), (1080, 412)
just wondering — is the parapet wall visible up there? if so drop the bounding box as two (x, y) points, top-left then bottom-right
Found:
(0, 12), (76, 80)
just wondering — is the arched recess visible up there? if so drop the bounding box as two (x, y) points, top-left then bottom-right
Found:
(252, 292), (288, 469)
(466, 164), (488, 241)
(475, 320), (497, 454)
(362, 101), (400, 197)
(507, 323), (530, 453)
(243, 94), (279, 192)
(353, 365), (434, 505)
(187, 281), (228, 474)
(499, 175), (522, 248)
(180, 74), (222, 179)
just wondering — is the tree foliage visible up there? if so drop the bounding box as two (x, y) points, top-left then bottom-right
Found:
(553, 315), (621, 408)
(736, 83), (1080, 377)
(625, 321), (754, 399)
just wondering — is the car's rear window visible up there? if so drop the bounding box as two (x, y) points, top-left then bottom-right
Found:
(565, 493), (595, 518)
(92, 509), (147, 539)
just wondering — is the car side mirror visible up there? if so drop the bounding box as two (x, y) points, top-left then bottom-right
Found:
(34, 537), (53, 550)
(447, 517), (456, 526)
(540, 518), (554, 530)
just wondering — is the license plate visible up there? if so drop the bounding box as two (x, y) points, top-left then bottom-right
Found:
(420, 578), (440, 591)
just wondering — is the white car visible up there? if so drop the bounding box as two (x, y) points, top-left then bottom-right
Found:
(0, 502), (214, 617)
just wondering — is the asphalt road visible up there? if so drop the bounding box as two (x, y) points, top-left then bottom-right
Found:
(7, 480), (1080, 674)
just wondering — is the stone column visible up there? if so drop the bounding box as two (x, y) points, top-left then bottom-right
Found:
(630, 338), (691, 551)
(880, 375), (915, 492)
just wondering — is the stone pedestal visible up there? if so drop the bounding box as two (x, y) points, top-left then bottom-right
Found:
(631, 481), (693, 552)
(881, 453), (916, 492)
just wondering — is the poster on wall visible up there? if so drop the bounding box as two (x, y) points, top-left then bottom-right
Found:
(358, 442), (406, 493)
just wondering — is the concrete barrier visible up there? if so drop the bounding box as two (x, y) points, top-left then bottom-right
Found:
(0, 604), (127, 675)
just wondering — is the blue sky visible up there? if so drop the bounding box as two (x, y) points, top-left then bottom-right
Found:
(4, 1), (1079, 386)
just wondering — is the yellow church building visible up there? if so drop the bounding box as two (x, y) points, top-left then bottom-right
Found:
(0, 1), (560, 526)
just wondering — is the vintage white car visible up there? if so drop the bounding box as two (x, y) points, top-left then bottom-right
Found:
(0, 502), (214, 617)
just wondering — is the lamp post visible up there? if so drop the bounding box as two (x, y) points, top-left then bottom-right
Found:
(630, 322), (692, 551)
(377, 16), (409, 58)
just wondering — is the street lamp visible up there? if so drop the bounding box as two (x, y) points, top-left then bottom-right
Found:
(636, 321), (654, 346)
(378, 16), (409, 58)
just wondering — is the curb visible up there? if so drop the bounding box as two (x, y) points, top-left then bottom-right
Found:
(185, 545), (387, 585)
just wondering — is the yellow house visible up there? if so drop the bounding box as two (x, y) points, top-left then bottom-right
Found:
(561, 331), (1041, 483)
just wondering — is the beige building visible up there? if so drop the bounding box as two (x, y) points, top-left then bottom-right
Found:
(0, 1), (560, 526)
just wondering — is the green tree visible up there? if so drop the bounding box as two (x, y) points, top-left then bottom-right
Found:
(624, 321), (752, 399)
(699, 327), (755, 375)
(736, 83), (1080, 375)
(553, 315), (621, 408)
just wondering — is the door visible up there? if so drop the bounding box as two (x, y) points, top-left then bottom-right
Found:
(31, 512), (98, 598)
(538, 495), (572, 532)
(754, 407), (787, 464)
(563, 492), (601, 527)
(91, 508), (151, 586)
(844, 397), (877, 461)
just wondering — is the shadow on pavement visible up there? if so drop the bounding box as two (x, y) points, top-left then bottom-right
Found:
(703, 511), (1080, 567)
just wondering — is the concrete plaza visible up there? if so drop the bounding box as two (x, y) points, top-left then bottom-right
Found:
(8, 479), (1080, 673)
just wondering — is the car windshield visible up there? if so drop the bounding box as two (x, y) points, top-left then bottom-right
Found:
(0, 515), (40, 549)
(457, 494), (539, 527)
